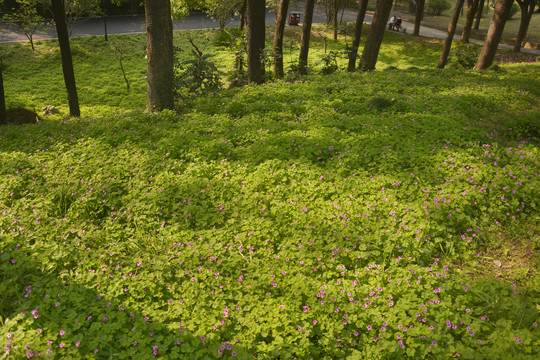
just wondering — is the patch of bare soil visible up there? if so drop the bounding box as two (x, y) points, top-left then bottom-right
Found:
(494, 51), (539, 64)
(1, 108), (40, 126)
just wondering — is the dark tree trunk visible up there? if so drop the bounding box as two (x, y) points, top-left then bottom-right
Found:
(273, 0), (290, 79)
(144, 0), (174, 111)
(475, 0), (514, 69)
(414, 0), (425, 36)
(51, 0), (80, 117)
(474, 0), (485, 29)
(514, 0), (536, 52)
(333, 0), (338, 40)
(461, 0), (479, 42)
(358, 0), (393, 71)
(347, 0), (369, 72)
(240, 0), (247, 31)
(0, 65), (5, 125)
(247, 0), (266, 84)
(437, 0), (465, 68)
(299, 0), (315, 74)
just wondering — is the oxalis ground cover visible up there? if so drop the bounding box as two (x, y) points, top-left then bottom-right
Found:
(1, 52), (540, 358)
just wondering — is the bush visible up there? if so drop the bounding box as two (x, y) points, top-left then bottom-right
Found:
(174, 48), (222, 98)
(454, 43), (481, 69)
(365, 95), (394, 109)
(508, 3), (519, 19)
(427, 0), (451, 15)
(317, 51), (339, 75)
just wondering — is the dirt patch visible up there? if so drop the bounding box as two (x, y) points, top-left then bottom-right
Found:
(1, 108), (40, 126)
(494, 51), (539, 64)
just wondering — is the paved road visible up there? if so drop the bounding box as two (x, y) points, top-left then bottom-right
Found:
(1, 3), (538, 55)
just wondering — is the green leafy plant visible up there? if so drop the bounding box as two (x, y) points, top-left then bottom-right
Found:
(427, 0), (452, 15)
(454, 43), (481, 69)
(317, 50), (339, 75)
(174, 35), (222, 98)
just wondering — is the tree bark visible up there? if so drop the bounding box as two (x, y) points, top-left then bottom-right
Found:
(474, 0), (485, 30)
(273, 0), (290, 79)
(144, 0), (174, 111)
(475, 0), (514, 69)
(299, 0), (315, 74)
(437, 0), (465, 69)
(347, 0), (369, 72)
(333, 0), (338, 40)
(0, 65), (6, 125)
(51, 0), (80, 117)
(247, 0), (266, 84)
(413, 0), (425, 36)
(461, 0), (479, 42)
(358, 0), (393, 71)
(513, 0), (536, 52)
(240, 0), (247, 31)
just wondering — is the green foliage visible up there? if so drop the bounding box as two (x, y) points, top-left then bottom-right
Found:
(174, 38), (222, 98)
(1, 56), (539, 358)
(204, 0), (242, 30)
(317, 50), (339, 75)
(427, 0), (452, 15)
(453, 43), (481, 69)
(365, 95), (394, 109)
(508, 3), (520, 19)
(3, 0), (46, 51)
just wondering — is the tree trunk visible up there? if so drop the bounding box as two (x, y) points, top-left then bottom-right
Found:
(474, 0), (485, 30)
(347, 0), (369, 72)
(273, 0), (290, 79)
(437, 0), (465, 68)
(414, 0), (425, 36)
(461, 0), (479, 42)
(240, 0), (247, 31)
(51, 0), (80, 117)
(299, 0), (315, 74)
(475, 0), (514, 69)
(0, 66), (6, 125)
(247, 0), (266, 84)
(513, 0), (536, 52)
(358, 0), (393, 71)
(144, 0), (174, 111)
(333, 0), (338, 40)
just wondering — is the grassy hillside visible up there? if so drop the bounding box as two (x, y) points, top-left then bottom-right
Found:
(0, 28), (539, 359)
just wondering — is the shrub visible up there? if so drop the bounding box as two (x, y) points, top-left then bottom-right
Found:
(427, 0), (451, 15)
(173, 40), (222, 98)
(365, 95), (394, 109)
(454, 43), (481, 69)
(317, 51), (339, 75)
(508, 3), (519, 19)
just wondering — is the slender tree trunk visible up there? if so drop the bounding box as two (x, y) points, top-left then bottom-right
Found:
(414, 0), (425, 36)
(437, 0), (465, 69)
(51, 0), (80, 117)
(347, 0), (369, 72)
(144, 0), (174, 111)
(513, 0), (536, 52)
(0, 65), (6, 125)
(247, 0), (266, 84)
(474, 0), (485, 29)
(240, 0), (247, 31)
(273, 0), (290, 79)
(299, 0), (315, 74)
(475, 0), (514, 69)
(333, 0), (338, 40)
(358, 0), (393, 71)
(461, 0), (480, 42)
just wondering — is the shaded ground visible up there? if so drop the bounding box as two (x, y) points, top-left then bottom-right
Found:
(1, 108), (40, 126)
(494, 50), (539, 64)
